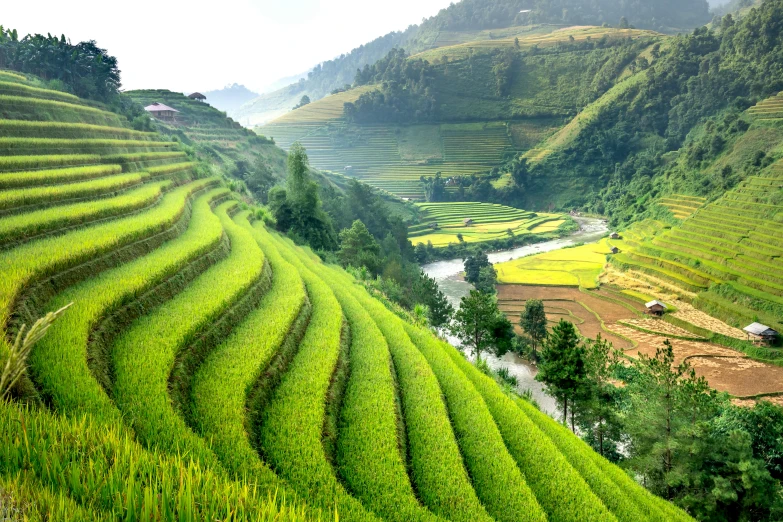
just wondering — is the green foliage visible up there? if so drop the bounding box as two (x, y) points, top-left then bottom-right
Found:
(520, 298), (547, 358)
(338, 220), (381, 274)
(451, 290), (511, 361)
(537, 320), (586, 427)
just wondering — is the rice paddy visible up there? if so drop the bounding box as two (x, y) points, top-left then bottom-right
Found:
(0, 70), (693, 521)
(410, 202), (567, 247)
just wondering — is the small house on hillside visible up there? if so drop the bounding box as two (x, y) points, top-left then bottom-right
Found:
(645, 300), (667, 316)
(743, 323), (779, 346)
(610, 232), (620, 240)
(144, 102), (179, 122)
(610, 246), (620, 254)
(463, 218), (474, 227)
(188, 92), (206, 102)
(428, 222), (439, 230)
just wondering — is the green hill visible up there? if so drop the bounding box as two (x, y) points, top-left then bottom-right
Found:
(257, 26), (659, 201)
(0, 71), (693, 520)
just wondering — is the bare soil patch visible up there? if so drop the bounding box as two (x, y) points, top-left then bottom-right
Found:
(688, 357), (783, 397)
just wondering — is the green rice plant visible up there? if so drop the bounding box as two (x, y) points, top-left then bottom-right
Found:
(189, 218), (307, 483)
(336, 279), (493, 522)
(0, 120), (156, 140)
(0, 95), (123, 126)
(259, 236), (381, 522)
(441, 340), (617, 521)
(1, 172), (150, 212)
(0, 81), (83, 104)
(0, 71), (27, 82)
(0, 178), (215, 392)
(0, 154), (100, 173)
(28, 188), (228, 422)
(0, 471), (112, 521)
(0, 180), (169, 245)
(0, 402), (312, 521)
(0, 164), (122, 189)
(0, 303), (72, 400)
(111, 203), (265, 468)
(402, 323), (546, 522)
(99, 151), (187, 165)
(304, 265), (440, 521)
(0, 137), (175, 155)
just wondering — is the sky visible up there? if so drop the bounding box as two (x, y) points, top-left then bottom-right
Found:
(3, 0), (455, 94)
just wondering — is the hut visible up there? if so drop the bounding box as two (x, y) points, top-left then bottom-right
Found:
(188, 92), (207, 102)
(144, 102), (179, 122)
(743, 323), (779, 346)
(610, 246), (620, 254)
(610, 232), (620, 240)
(428, 222), (439, 230)
(645, 300), (667, 316)
(463, 218), (474, 227)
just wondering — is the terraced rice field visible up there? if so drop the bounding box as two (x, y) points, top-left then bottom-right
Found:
(0, 71), (692, 520)
(258, 120), (516, 200)
(494, 238), (613, 288)
(747, 92), (783, 120)
(410, 202), (565, 247)
(657, 194), (706, 219)
(609, 159), (783, 333)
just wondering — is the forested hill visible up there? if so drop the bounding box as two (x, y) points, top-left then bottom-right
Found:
(237, 0), (712, 125)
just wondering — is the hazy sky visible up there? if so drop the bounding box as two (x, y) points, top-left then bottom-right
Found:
(3, 0), (454, 93)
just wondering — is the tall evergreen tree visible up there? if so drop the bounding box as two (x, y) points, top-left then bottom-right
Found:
(536, 320), (586, 429)
(520, 299), (547, 359)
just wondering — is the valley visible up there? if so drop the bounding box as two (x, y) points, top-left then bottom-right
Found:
(2, 0), (783, 520)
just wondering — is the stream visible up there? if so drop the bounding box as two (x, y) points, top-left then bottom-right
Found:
(422, 217), (609, 417)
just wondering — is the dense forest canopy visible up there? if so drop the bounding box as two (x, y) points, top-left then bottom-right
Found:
(0, 26), (120, 102)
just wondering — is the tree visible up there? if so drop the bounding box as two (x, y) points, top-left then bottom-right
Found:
(574, 334), (623, 458)
(475, 264), (497, 294)
(451, 290), (503, 362)
(413, 274), (453, 329)
(338, 220), (380, 274)
(293, 95), (311, 110)
(464, 251), (491, 286)
(536, 320), (586, 429)
(520, 299), (547, 360)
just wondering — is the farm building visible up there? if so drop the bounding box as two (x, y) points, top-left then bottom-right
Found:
(610, 232), (620, 239)
(144, 102), (179, 121)
(743, 323), (779, 346)
(464, 218), (474, 226)
(645, 300), (667, 316)
(188, 92), (207, 102)
(428, 222), (439, 230)
(610, 246), (620, 254)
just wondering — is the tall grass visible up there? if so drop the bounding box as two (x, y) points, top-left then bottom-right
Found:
(111, 203), (264, 469)
(339, 280), (493, 522)
(0, 164), (122, 189)
(402, 323), (547, 522)
(0, 120), (156, 140)
(442, 343), (623, 521)
(0, 137), (175, 155)
(259, 236), (381, 522)
(0, 95), (123, 126)
(0, 80), (83, 104)
(310, 265), (441, 521)
(0, 154), (100, 173)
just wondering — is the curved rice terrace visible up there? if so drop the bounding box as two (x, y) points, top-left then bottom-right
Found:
(0, 73), (697, 520)
(410, 202), (569, 247)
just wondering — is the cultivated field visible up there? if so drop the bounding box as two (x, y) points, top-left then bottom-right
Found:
(494, 238), (613, 288)
(0, 71), (690, 520)
(410, 202), (566, 247)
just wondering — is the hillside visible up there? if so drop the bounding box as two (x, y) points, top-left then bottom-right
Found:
(257, 26), (659, 201)
(238, 0), (710, 125)
(203, 83), (259, 116)
(0, 70), (695, 520)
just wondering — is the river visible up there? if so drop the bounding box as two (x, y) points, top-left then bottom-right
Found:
(421, 217), (609, 417)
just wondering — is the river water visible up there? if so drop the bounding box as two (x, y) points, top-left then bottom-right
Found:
(422, 217), (609, 417)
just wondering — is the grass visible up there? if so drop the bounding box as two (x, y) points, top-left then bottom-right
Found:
(441, 341), (616, 522)
(0, 137), (176, 154)
(111, 203), (264, 467)
(495, 238), (613, 288)
(308, 266), (439, 521)
(0, 179), (214, 392)
(189, 217), (307, 485)
(28, 188), (227, 420)
(0, 164), (122, 189)
(0, 154), (101, 172)
(0, 95), (123, 126)
(340, 280), (494, 522)
(259, 239), (380, 522)
(0, 120), (155, 140)
(403, 323), (547, 522)
(0, 179), (170, 245)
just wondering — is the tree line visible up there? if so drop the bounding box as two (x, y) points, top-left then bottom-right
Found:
(0, 25), (121, 103)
